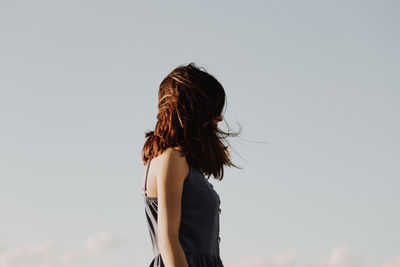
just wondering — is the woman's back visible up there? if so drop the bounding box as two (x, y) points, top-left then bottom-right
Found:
(142, 156), (224, 266)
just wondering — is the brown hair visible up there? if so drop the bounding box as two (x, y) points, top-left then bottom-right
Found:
(141, 62), (242, 180)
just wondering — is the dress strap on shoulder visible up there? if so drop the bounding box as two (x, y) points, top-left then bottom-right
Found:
(143, 159), (152, 196)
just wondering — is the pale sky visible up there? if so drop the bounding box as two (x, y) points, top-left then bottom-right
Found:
(0, 1), (399, 267)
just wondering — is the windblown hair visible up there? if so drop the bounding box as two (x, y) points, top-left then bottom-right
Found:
(141, 62), (241, 180)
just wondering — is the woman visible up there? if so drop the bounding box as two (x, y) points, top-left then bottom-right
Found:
(141, 62), (241, 267)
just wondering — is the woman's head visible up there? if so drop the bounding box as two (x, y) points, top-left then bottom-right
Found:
(142, 62), (241, 180)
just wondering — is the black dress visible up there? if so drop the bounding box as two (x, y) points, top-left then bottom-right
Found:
(142, 158), (224, 266)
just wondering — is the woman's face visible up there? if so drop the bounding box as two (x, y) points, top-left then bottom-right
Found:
(212, 115), (223, 126)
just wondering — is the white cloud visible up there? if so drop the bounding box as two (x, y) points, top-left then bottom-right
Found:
(61, 232), (127, 262)
(228, 248), (299, 267)
(84, 232), (123, 254)
(2, 238), (399, 267)
(381, 254), (400, 267)
(0, 240), (59, 267)
(0, 232), (134, 267)
(308, 246), (361, 267)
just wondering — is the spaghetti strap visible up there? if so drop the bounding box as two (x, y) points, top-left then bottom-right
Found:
(143, 159), (152, 197)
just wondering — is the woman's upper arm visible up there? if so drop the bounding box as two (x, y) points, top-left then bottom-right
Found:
(156, 148), (188, 244)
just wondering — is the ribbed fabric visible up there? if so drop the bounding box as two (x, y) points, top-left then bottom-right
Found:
(142, 159), (224, 267)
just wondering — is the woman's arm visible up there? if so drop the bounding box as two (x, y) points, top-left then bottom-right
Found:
(156, 148), (189, 267)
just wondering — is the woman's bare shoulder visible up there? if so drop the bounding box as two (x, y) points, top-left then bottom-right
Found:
(152, 147), (188, 180)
